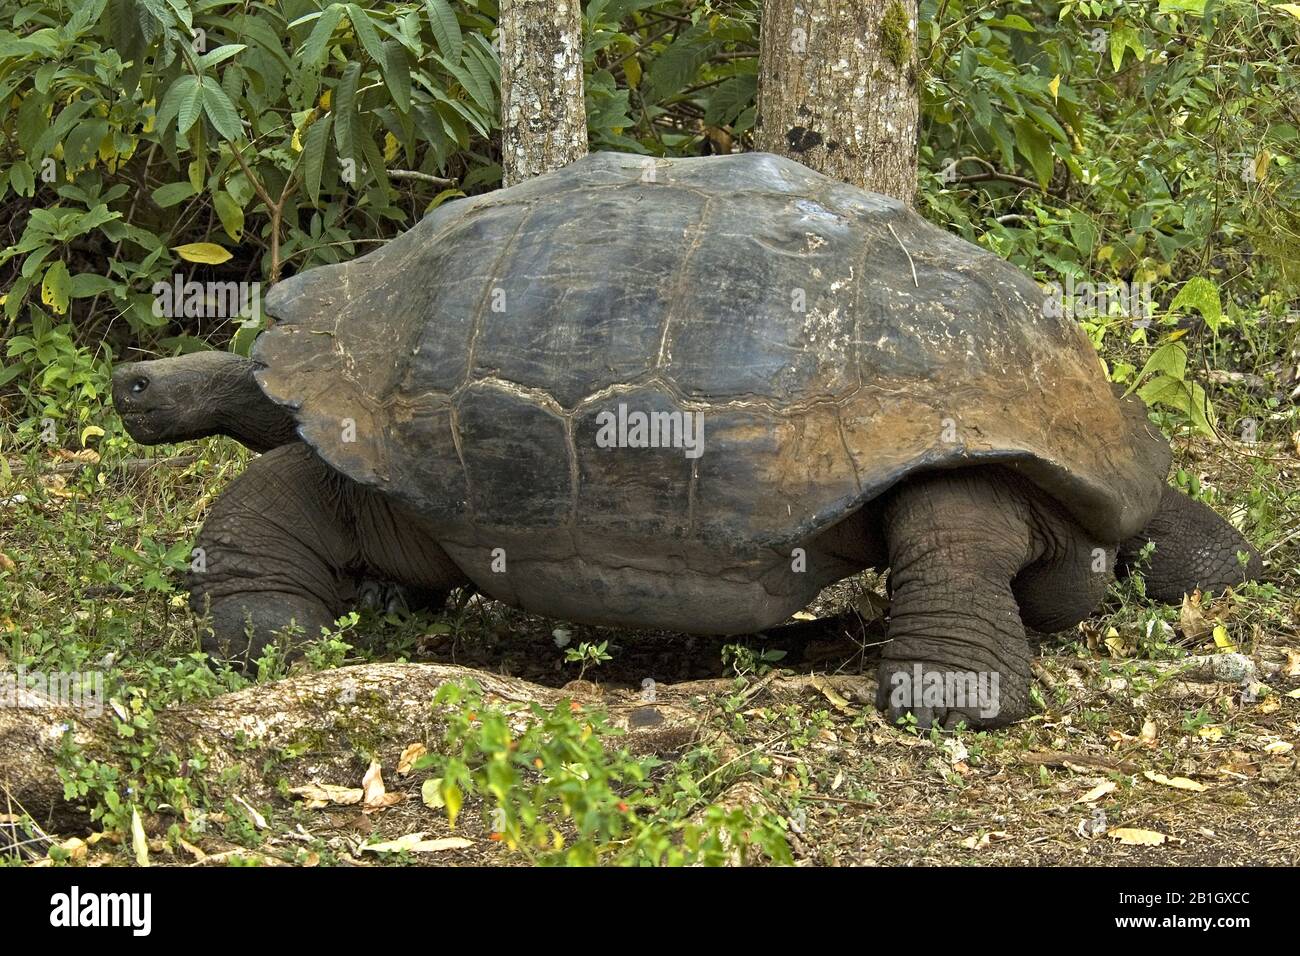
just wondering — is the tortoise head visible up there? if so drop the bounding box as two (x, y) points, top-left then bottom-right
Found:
(113, 351), (264, 446)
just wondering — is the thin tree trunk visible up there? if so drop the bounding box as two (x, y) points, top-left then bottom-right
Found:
(498, 0), (589, 187)
(755, 0), (920, 202)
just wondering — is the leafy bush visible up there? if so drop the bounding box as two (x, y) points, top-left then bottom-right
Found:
(2, 0), (1297, 442)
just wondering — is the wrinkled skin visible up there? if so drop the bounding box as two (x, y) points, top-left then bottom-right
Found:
(112, 352), (298, 453)
(112, 356), (1265, 726)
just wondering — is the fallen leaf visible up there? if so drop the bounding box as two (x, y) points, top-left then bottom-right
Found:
(1179, 591), (1211, 640)
(1104, 627), (1134, 658)
(360, 833), (473, 854)
(810, 676), (852, 713)
(1143, 770), (1208, 792)
(130, 806), (150, 867)
(1264, 740), (1294, 755)
(362, 759), (404, 812)
(1283, 648), (1300, 678)
(0, 553), (14, 573)
(1212, 624), (1237, 653)
(1109, 827), (1166, 846)
(57, 837), (88, 863)
(232, 794), (268, 828)
(398, 743), (427, 775)
(1198, 725), (1225, 742)
(421, 778), (445, 809)
(1139, 719), (1158, 747)
(178, 838), (206, 861)
(961, 831), (1009, 850)
(1074, 780), (1118, 804)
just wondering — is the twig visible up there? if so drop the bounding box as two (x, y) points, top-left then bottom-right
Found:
(387, 169), (458, 187)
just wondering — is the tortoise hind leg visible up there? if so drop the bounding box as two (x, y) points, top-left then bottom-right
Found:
(1118, 485), (1263, 602)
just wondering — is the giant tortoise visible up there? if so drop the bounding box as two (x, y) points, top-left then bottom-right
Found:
(112, 151), (1262, 728)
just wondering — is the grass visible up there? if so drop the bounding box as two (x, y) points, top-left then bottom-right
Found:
(1, 322), (1297, 866)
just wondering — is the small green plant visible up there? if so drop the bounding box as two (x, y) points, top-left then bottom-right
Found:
(721, 643), (786, 679)
(414, 680), (792, 866)
(563, 640), (612, 681)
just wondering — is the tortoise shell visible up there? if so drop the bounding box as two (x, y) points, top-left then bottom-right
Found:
(256, 151), (1169, 556)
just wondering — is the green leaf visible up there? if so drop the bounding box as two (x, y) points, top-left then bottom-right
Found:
(173, 242), (232, 264)
(1012, 116), (1053, 188)
(171, 75), (204, 136)
(213, 190), (245, 241)
(41, 261), (70, 315)
(703, 74), (756, 127)
(202, 83), (243, 140)
(1169, 277), (1223, 332)
(197, 43), (246, 71)
(302, 113), (334, 204)
(380, 40), (412, 113)
(344, 3), (386, 66)
(424, 0), (462, 63)
(301, 4), (343, 68)
(152, 182), (197, 208)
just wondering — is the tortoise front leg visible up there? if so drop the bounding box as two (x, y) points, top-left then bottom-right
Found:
(876, 470), (1041, 730)
(188, 444), (464, 666)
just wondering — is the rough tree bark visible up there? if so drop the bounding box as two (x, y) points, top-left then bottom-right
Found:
(755, 0), (920, 202)
(498, 0), (589, 187)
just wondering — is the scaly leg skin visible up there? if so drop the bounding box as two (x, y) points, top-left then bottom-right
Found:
(1119, 485), (1264, 603)
(189, 443), (466, 667)
(876, 470), (1042, 731)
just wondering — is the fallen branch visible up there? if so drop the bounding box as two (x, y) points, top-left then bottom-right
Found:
(5, 455), (198, 477)
(0, 663), (723, 831)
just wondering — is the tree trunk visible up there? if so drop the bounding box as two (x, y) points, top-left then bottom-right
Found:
(755, 0), (919, 202)
(498, 0), (589, 187)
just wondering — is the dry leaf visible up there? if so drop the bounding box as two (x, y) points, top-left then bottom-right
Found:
(178, 838), (206, 861)
(130, 806), (150, 867)
(1139, 719), (1158, 747)
(398, 743), (427, 775)
(1179, 591), (1211, 640)
(810, 677), (852, 713)
(1264, 740), (1294, 755)
(1104, 627), (1134, 658)
(421, 778), (445, 809)
(232, 794), (268, 829)
(360, 833), (473, 854)
(57, 837), (88, 863)
(961, 831), (1009, 850)
(289, 783), (364, 809)
(1212, 624), (1237, 653)
(1283, 648), (1300, 678)
(1109, 827), (1166, 846)
(362, 759), (404, 812)
(1198, 725), (1225, 742)
(0, 553), (15, 573)
(1075, 780), (1118, 804)
(1143, 770), (1208, 792)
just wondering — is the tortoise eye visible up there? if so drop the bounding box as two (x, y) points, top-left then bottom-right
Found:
(131, 377), (149, 395)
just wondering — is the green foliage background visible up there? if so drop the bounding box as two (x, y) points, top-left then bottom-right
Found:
(1, 0), (1298, 439)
